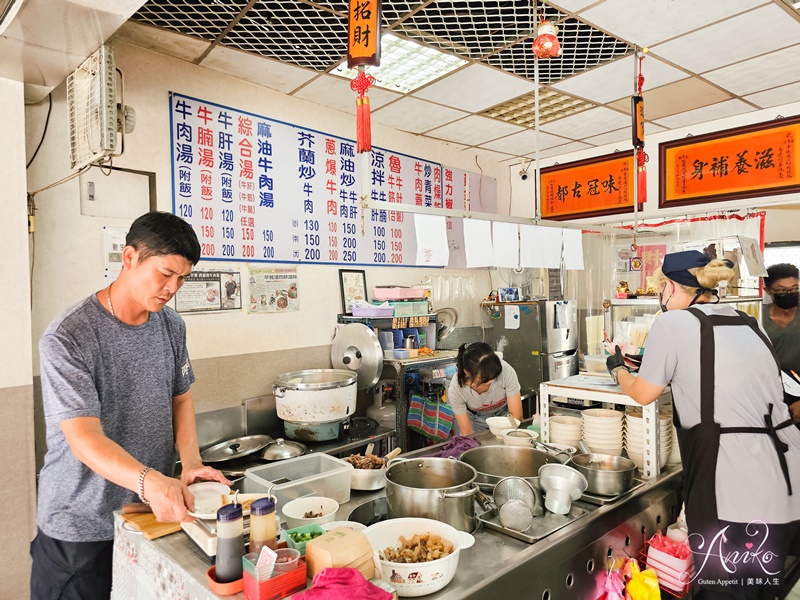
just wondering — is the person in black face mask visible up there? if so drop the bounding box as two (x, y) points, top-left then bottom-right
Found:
(763, 263), (800, 423)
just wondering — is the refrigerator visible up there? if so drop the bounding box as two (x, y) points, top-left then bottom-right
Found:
(491, 299), (578, 410)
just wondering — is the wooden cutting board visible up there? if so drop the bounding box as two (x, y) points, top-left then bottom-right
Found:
(121, 512), (182, 540)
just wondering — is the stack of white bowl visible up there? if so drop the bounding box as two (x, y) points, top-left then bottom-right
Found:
(548, 415), (583, 447)
(581, 408), (624, 456)
(624, 409), (671, 471)
(666, 422), (681, 465)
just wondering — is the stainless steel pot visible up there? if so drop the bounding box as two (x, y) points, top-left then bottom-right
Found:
(273, 369), (357, 423)
(283, 419), (342, 442)
(458, 446), (560, 491)
(568, 453), (636, 496)
(385, 457), (479, 532)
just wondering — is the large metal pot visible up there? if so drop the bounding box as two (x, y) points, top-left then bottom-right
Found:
(385, 457), (479, 532)
(273, 369), (357, 423)
(458, 446), (560, 491)
(568, 453), (636, 496)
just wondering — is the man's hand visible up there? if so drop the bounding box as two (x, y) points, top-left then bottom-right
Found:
(790, 400), (800, 423)
(141, 470), (195, 523)
(606, 345), (627, 383)
(180, 464), (233, 488)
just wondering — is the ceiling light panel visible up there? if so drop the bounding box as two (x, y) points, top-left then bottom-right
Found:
(391, 0), (564, 60)
(481, 88), (595, 127)
(484, 17), (632, 85)
(332, 33), (468, 93)
(222, 2), (348, 72)
(132, 0), (248, 41)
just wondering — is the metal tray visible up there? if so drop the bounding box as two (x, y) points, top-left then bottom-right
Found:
(580, 478), (645, 506)
(477, 503), (590, 544)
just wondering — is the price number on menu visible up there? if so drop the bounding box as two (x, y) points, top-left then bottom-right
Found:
(262, 229), (275, 259)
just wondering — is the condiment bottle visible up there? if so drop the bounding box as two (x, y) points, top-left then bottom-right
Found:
(215, 504), (244, 583)
(249, 496), (277, 554)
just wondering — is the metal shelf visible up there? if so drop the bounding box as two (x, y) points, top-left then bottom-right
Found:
(609, 296), (761, 306)
(337, 313), (439, 328)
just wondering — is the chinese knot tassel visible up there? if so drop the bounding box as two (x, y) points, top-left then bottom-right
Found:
(637, 148), (648, 204)
(351, 69), (376, 154)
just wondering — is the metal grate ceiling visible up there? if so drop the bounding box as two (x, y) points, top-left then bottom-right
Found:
(133, 0), (249, 42)
(390, 0), (565, 61)
(484, 17), (631, 85)
(481, 88), (595, 127)
(130, 0), (637, 147)
(222, 2), (350, 72)
(131, 1), (632, 81)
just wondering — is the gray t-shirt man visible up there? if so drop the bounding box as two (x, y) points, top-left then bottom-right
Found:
(639, 303), (800, 524)
(38, 294), (194, 542)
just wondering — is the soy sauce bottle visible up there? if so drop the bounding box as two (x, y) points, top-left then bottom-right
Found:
(215, 504), (244, 583)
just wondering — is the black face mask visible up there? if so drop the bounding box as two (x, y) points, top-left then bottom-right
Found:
(773, 292), (800, 310)
(659, 284), (670, 313)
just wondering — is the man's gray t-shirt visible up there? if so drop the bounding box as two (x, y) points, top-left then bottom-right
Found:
(639, 303), (800, 524)
(38, 294), (195, 542)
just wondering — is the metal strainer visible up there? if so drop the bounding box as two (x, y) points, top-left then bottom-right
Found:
(493, 477), (539, 532)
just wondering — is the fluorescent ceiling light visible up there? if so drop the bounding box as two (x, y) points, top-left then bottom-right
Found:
(333, 33), (468, 94)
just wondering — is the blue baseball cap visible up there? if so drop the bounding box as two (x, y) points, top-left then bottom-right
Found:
(662, 250), (710, 288)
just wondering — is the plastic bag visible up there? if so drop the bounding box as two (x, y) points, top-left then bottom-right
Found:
(625, 559), (661, 600)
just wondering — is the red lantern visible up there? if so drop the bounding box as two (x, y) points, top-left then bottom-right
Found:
(532, 20), (560, 59)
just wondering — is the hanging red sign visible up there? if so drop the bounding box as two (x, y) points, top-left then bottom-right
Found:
(540, 151), (639, 221)
(347, 0), (381, 68)
(659, 115), (800, 208)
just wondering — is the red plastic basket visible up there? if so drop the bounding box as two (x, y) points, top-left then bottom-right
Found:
(243, 558), (307, 600)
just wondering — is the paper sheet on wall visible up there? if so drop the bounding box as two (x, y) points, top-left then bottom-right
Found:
(414, 214), (450, 266)
(536, 227), (563, 269)
(492, 222), (519, 268)
(563, 229), (585, 270)
(462, 219), (494, 268)
(504, 304), (520, 329)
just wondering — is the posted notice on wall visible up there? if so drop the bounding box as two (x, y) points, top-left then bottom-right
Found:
(248, 266), (299, 314)
(173, 270), (242, 314)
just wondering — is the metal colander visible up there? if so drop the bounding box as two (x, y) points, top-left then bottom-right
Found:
(493, 477), (539, 532)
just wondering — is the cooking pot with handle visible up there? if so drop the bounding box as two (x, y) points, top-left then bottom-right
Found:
(273, 369), (357, 423)
(385, 457), (479, 532)
(458, 445), (559, 491)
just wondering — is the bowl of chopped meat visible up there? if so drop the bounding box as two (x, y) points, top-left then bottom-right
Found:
(346, 452), (389, 491)
(364, 517), (475, 597)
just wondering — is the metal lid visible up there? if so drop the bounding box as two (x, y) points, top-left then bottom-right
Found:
(250, 497), (275, 515)
(200, 434), (273, 463)
(260, 438), (307, 461)
(217, 503), (243, 522)
(330, 323), (383, 390)
(274, 369), (357, 391)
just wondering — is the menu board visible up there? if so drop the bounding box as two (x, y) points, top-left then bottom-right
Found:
(169, 92), (489, 266)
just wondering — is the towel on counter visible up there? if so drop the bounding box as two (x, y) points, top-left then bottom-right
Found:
(293, 568), (393, 600)
(431, 435), (480, 458)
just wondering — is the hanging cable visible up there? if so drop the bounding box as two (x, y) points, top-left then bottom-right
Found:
(26, 94), (52, 169)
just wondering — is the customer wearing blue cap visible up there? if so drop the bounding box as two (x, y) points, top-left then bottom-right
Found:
(607, 250), (800, 599)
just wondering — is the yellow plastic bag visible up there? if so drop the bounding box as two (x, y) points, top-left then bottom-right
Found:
(625, 559), (661, 600)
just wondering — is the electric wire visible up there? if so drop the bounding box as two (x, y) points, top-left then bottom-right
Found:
(26, 94), (52, 169)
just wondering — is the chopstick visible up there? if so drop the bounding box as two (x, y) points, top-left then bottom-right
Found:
(790, 370), (800, 385)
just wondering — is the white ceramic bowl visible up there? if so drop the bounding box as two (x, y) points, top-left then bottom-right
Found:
(486, 416), (520, 439)
(502, 428), (539, 447)
(364, 517), (474, 597)
(582, 408), (624, 421)
(627, 450), (671, 471)
(281, 496), (339, 529)
(550, 415), (582, 427)
(583, 431), (624, 444)
(187, 482), (232, 518)
(550, 436), (582, 447)
(586, 444), (623, 456)
(321, 520), (367, 533)
(583, 422), (625, 436)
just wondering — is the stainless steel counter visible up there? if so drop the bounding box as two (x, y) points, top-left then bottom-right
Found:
(113, 429), (683, 600)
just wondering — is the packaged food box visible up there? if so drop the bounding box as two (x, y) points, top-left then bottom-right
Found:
(305, 527), (375, 580)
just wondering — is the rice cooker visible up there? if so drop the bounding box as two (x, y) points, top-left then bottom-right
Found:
(273, 369), (357, 442)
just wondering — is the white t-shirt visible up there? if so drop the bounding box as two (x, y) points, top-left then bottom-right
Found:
(639, 303), (800, 524)
(447, 359), (521, 415)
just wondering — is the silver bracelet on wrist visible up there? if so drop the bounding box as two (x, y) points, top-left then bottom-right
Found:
(138, 467), (154, 505)
(611, 366), (625, 384)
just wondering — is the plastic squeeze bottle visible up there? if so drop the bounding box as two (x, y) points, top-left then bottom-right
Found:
(215, 504), (244, 583)
(249, 496), (278, 554)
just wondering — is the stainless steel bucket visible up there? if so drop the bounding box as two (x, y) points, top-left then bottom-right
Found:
(458, 446), (560, 491)
(385, 457), (479, 532)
